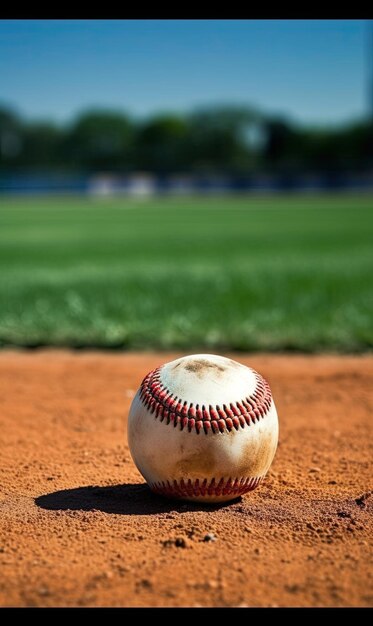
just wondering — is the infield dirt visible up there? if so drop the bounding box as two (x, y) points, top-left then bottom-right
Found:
(0, 351), (371, 607)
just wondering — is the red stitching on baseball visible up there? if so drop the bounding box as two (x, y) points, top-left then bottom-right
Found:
(139, 366), (272, 434)
(150, 476), (262, 499)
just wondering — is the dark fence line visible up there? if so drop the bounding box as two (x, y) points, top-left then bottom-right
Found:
(1, 172), (373, 195)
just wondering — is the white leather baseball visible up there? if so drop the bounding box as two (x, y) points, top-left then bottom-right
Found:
(127, 354), (279, 503)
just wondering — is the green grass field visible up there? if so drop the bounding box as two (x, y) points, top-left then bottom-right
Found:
(0, 194), (372, 351)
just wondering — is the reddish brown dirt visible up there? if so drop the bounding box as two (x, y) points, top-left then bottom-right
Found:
(0, 351), (372, 607)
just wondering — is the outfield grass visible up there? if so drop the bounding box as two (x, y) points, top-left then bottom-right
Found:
(0, 194), (372, 351)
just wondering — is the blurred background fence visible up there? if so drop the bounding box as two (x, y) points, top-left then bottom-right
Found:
(1, 105), (372, 194)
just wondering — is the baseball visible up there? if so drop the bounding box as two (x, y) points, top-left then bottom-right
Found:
(128, 354), (279, 503)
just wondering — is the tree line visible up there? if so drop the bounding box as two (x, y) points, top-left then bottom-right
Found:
(0, 105), (372, 175)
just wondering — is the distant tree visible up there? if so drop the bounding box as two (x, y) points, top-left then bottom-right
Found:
(63, 110), (134, 171)
(295, 121), (373, 172)
(333, 121), (373, 170)
(186, 106), (262, 173)
(1, 103), (372, 176)
(0, 107), (24, 171)
(20, 122), (63, 170)
(134, 114), (189, 173)
(261, 118), (304, 171)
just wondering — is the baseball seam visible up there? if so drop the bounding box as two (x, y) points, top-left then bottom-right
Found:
(139, 366), (272, 434)
(150, 476), (262, 499)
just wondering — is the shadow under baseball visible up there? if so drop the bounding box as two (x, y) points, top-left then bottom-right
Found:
(35, 483), (236, 515)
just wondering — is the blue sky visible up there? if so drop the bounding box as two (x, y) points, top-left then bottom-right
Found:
(0, 20), (368, 126)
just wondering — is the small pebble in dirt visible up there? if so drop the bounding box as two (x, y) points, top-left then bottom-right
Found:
(355, 492), (371, 508)
(285, 584), (300, 593)
(234, 505), (245, 513)
(175, 537), (188, 548)
(162, 537), (189, 548)
(38, 587), (50, 596)
(203, 533), (217, 542)
(209, 580), (219, 589)
(139, 578), (152, 589)
(309, 467), (321, 473)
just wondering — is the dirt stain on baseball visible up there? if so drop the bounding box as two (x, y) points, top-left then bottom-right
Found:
(176, 446), (216, 477)
(182, 359), (226, 377)
(238, 426), (278, 476)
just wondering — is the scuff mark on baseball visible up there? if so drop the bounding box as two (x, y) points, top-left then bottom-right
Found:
(127, 354), (279, 503)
